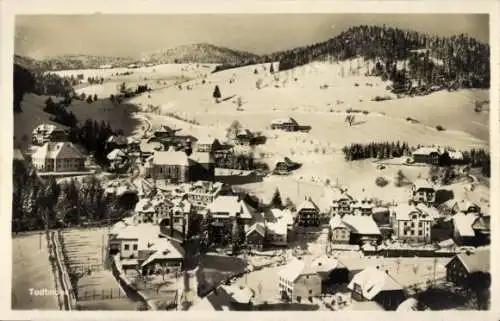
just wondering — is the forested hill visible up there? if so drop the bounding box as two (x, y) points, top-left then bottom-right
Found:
(276, 25), (490, 93)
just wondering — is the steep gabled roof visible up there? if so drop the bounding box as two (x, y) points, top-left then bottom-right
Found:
(140, 238), (185, 268)
(278, 258), (308, 282)
(32, 142), (85, 160)
(246, 222), (266, 237)
(297, 198), (320, 213)
(152, 149), (189, 166)
(342, 215), (380, 236)
(347, 266), (403, 300)
(447, 249), (490, 274)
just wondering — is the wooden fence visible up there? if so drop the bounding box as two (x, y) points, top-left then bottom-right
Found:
(78, 288), (127, 301)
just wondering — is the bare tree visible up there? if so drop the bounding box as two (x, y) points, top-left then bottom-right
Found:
(345, 114), (355, 126)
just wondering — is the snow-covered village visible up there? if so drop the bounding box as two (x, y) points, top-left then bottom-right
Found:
(11, 13), (491, 312)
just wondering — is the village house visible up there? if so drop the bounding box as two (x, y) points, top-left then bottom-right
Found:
(411, 147), (441, 165)
(108, 222), (184, 275)
(32, 123), (68, 145)
(107, 148), (128, 171)
(138, 238), (185, 276)
(194, 138), (221, 153)
(278, 257), (322, 303)
(168, 197), (193, 237)
(106, 135), (140, 152)
(184, 181), (225, 209)
(445, 249), (490, 288)
(270, 117), (300, 132)
(296, 197), (321, 227)
(328, 188), (355, 216)
(328, 216), (351, 244)
(309, 255), (349, 285)
(189, 152), (215, 181)
(153, 125), (182, 139)
(151, 147), (191, 183)
(391, 203), (434, 244)
(246, 222), (266, 250)
(206, 195), (255, 243)
(348, 266), (406, 311)
(265, 220), (288, 247)
(133, 191), (172, 224)
(273, 157), (301, 175)
(341, 215), (381, 245)
(31, 142), (86, 173)
(267, 208), (295, 229)
(351, 190), (375, 216)
(410, 179), (436, 205)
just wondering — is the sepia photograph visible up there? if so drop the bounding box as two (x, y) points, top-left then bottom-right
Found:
(7, 2), (495, 316)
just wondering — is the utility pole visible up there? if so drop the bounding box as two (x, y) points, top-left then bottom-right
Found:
(432, 257), (437, 286)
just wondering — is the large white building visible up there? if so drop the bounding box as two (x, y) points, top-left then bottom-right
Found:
(391, 203), (434, 243)
(31, 142), (86, 173)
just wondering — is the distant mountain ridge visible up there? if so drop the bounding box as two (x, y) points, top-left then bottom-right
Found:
(14, 54), (137, 71)
(140, 43), (259, 65)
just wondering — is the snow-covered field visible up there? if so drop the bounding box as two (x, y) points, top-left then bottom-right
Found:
(12, 234), (59, 310)
(47, 58), (490, 208)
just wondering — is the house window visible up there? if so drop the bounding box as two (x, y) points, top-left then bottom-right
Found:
(309, 290), (312, 294)
(124, 244), (130, 250)
(133, 244), (138, 250)
(418, 222), (423, 228)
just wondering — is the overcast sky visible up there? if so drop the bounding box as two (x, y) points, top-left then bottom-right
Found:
(15, 14), (489, 59)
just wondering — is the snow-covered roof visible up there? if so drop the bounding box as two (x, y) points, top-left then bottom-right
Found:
(347, 266), (403, 300)
(415, 203), (441, 220)
(265, 220), (287, 236)
(342, 215), (380, 235)
(107, 148), (126, 160)
(452, 249), (490, 274)
(140, 238), (185, 268)
(278, 258), (309, 282)
(111, 223), (160, 240)
(268, 208), (294, 225)
(297, 198), (320, 213)
(246, 222), (266, 237)
(412, 147), (440, 156)
(32, 142), (85, 160)
(152, 149), (189, 166)
(310, 256), (341, 274)
(207, 196), (253, 219)
(453, 212), (479, 238)
(329, 216), (348, 230)
(393, 203), (434, 221)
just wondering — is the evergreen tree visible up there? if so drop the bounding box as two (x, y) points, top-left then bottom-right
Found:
(213, 85), (222, 103)
(270, 187), (284, 209)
